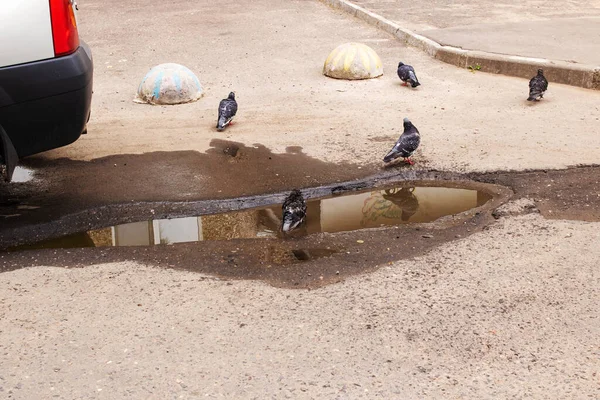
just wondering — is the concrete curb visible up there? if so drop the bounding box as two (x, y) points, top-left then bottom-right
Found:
(321, 0), (600, 90)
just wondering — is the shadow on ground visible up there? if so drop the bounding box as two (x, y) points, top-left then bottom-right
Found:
(0, 140), (378, 230)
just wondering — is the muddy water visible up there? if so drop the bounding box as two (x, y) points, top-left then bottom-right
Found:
(12, 186), (491, 250)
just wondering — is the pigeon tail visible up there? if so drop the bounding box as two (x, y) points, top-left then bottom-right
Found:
(527, 90), (543, 101)
(282, 218), (301, 233)
(217, 116), (231, 131)
(383, 149), (400, 163)
(408, 70), (420, 87)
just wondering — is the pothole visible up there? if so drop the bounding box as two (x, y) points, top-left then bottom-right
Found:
(1, 175), (513, 288)
(9, 185), (491, 251)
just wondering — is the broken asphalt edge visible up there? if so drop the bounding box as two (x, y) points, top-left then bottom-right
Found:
(320, 0), (600, 90)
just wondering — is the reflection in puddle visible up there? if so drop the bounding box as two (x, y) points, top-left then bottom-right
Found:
(12, 186), (491, 250)
(10, 166), (34, 183)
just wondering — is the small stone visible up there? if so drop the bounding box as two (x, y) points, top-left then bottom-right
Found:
(422, 234), (433, 239)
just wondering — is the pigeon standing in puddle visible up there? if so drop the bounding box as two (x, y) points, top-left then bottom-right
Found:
(281, 189), (307, 233)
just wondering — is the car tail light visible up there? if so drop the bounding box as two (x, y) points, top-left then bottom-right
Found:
(49, 0), (80, 56)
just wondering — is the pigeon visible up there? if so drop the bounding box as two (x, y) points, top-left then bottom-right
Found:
(281, 189), (307, 233)
(382, 187), (419, 221)
(397, 62), (420, 88)
(383, 118), (421, 165)
(216, 92), (238, 131)
(527, 68), (548, 101)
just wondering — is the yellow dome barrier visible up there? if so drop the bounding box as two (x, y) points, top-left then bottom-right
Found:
(323, 42), (383, 80)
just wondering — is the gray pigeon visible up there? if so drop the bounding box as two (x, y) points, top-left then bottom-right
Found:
(397, 62), (420, 88)
(216, 92), (238, 131)
(383, 118), (421, 165)
(281, 189), (307, 233)
(527, 69), (548, 101)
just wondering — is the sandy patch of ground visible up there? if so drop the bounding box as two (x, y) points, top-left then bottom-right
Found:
(0, 214), (598, 399)
(36, 0), (600, 173)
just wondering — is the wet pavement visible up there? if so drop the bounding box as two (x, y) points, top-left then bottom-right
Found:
(0, 140), (378, 234)
(1, 158), (511, 288)
(2, 162), (600, 289)
(0, 209), (500, 289)
(2, 141), (600, 289)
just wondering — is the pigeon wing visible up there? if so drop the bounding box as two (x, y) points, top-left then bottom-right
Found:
(540, 75), (548, 91)
(528, 76), (538, 89)
(396, 134), (420, 157)
(397, 65), (410, 81)
(384, 133), (419, 162)
(219, 99), (237, 120)
(408, 69), (417, 81)
(528, 76), (547, 99)
(407, 69), (420, 87)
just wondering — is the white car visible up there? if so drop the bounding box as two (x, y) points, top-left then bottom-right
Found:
(0, 0), (93, 181)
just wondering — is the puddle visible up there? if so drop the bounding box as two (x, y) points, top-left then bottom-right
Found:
(10, 186), (491, 251)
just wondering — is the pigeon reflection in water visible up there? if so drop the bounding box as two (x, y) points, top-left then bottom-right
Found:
(382, 187), (419, 221)
(361, 187), (420, 225)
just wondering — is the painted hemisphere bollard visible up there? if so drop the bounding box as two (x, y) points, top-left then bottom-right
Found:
(323, 42), (383, 80)
(135, 63), (203, 105)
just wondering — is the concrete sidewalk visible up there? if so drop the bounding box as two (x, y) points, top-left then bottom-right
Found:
(419, 17), (600, 66)
(324, 0), (600, 89)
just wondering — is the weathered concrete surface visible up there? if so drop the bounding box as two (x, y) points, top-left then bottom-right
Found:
(1, 1), (600, 399)
(326, 0), (600, 88)
(1, 214), (598, 398)
(44, 0), (600, 173)
(419, 17), (600, 66)
(348, 0), (600, 32)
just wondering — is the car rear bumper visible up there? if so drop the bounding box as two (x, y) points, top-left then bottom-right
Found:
(0, 42), (93, 158)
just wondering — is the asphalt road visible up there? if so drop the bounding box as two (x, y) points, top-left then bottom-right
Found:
(0, 0), (599, 399)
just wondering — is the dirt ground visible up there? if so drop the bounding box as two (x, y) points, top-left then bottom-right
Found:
(46, 0), (600, 172)
(1, 0), (600, 399)
(1, 213), (598, 399)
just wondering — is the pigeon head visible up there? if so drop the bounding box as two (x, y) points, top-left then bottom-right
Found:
(537, 68), (544, 75)
(403, 117), (415, 131)
(290, 188), (303, 199)
(228, 92), (236, 100)
(398, 62), (405, 68)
